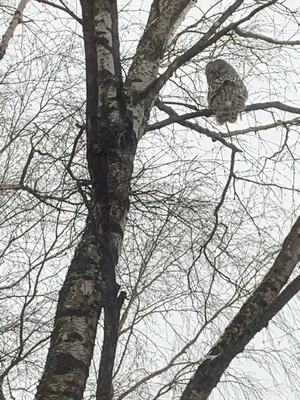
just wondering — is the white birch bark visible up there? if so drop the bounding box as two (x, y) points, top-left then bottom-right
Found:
(0, 0), (28, 60)
(125, 0), (197, 139)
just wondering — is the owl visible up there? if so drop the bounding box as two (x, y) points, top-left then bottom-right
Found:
(205, 59), (248, 125)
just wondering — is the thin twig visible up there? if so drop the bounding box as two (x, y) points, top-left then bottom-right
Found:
(34, 0), (82, 24)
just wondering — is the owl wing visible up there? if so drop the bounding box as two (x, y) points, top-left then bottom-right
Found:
(208, 79), (234, 103)
(209, 78), (248, 103)
(207, 78), (226, 102)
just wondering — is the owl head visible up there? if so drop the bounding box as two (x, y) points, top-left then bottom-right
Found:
(205, 59), (232, 80)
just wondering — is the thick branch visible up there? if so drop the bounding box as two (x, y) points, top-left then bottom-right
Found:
(125, 0), (195, 95)
(94, 0), (125, 112)
(89, 2), (136, 398)
(146, 109), (211, 132)
(146, 101), (300, 132)
(0, 0), (28, 60)
(124, 0), (197, 139)
(89, 0), (136, 283)
(181, 216), (300, 400)
(253, 273), (300, 331)
(154, 100), (242, 152)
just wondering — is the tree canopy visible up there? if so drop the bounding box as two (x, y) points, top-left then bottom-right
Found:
(1, 1), (300, 399)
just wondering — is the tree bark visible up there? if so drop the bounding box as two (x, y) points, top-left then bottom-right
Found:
(35, 216), (103, 399)
(0, 0), (28, 61)
(35, 0), (136, 397)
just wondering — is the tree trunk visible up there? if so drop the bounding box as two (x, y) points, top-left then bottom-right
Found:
(35, 216), (103, 399)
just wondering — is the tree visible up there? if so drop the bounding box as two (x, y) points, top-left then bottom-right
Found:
(1, 0), (300, 399)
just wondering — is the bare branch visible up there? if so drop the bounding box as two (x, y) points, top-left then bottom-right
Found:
(234, 26), (300, 46)
(146, 101), (300, 132)
(154, 100), (242, 152)
(223, 117), (300, 138)
(33, 0), (82, 24)
(181, 215), (300, 400)
(246, 101), (300, 115)
(146, 109), (211, 132)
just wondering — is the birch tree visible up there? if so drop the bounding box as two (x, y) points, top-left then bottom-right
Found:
(2, 0), (300, 399)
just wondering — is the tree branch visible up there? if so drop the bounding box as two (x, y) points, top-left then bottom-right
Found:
(222, 117), (300, 138)
(124, 0), (197, 139)
(181, 215), (300, 400)
(125, 0), (195, 95)
(94, 0), (125, 113)
(146, 101), (300, 132)
(33, 0), (82, 23)
(250, 273), (300, 333)
(234, 26), (300, 46)
(154, 100), (241, 152)
(97, 292), (126, 400)
(89, 2), (136, 399)
(246, 101), (300, 115)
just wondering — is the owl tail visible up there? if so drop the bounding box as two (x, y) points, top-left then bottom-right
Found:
(215, 108), (238, 125)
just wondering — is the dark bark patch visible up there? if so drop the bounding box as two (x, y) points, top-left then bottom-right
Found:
(95, 35), (111, 50)
(65, 332), (84, 342)
(54, 353), (86, 374)
(58, 308), (95, 318)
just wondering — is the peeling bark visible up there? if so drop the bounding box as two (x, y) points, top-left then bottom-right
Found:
(180, 216), (300, 400)
(0, 0), (28, 61)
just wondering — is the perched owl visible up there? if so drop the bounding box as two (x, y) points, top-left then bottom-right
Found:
(205, 59), (248, 125)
